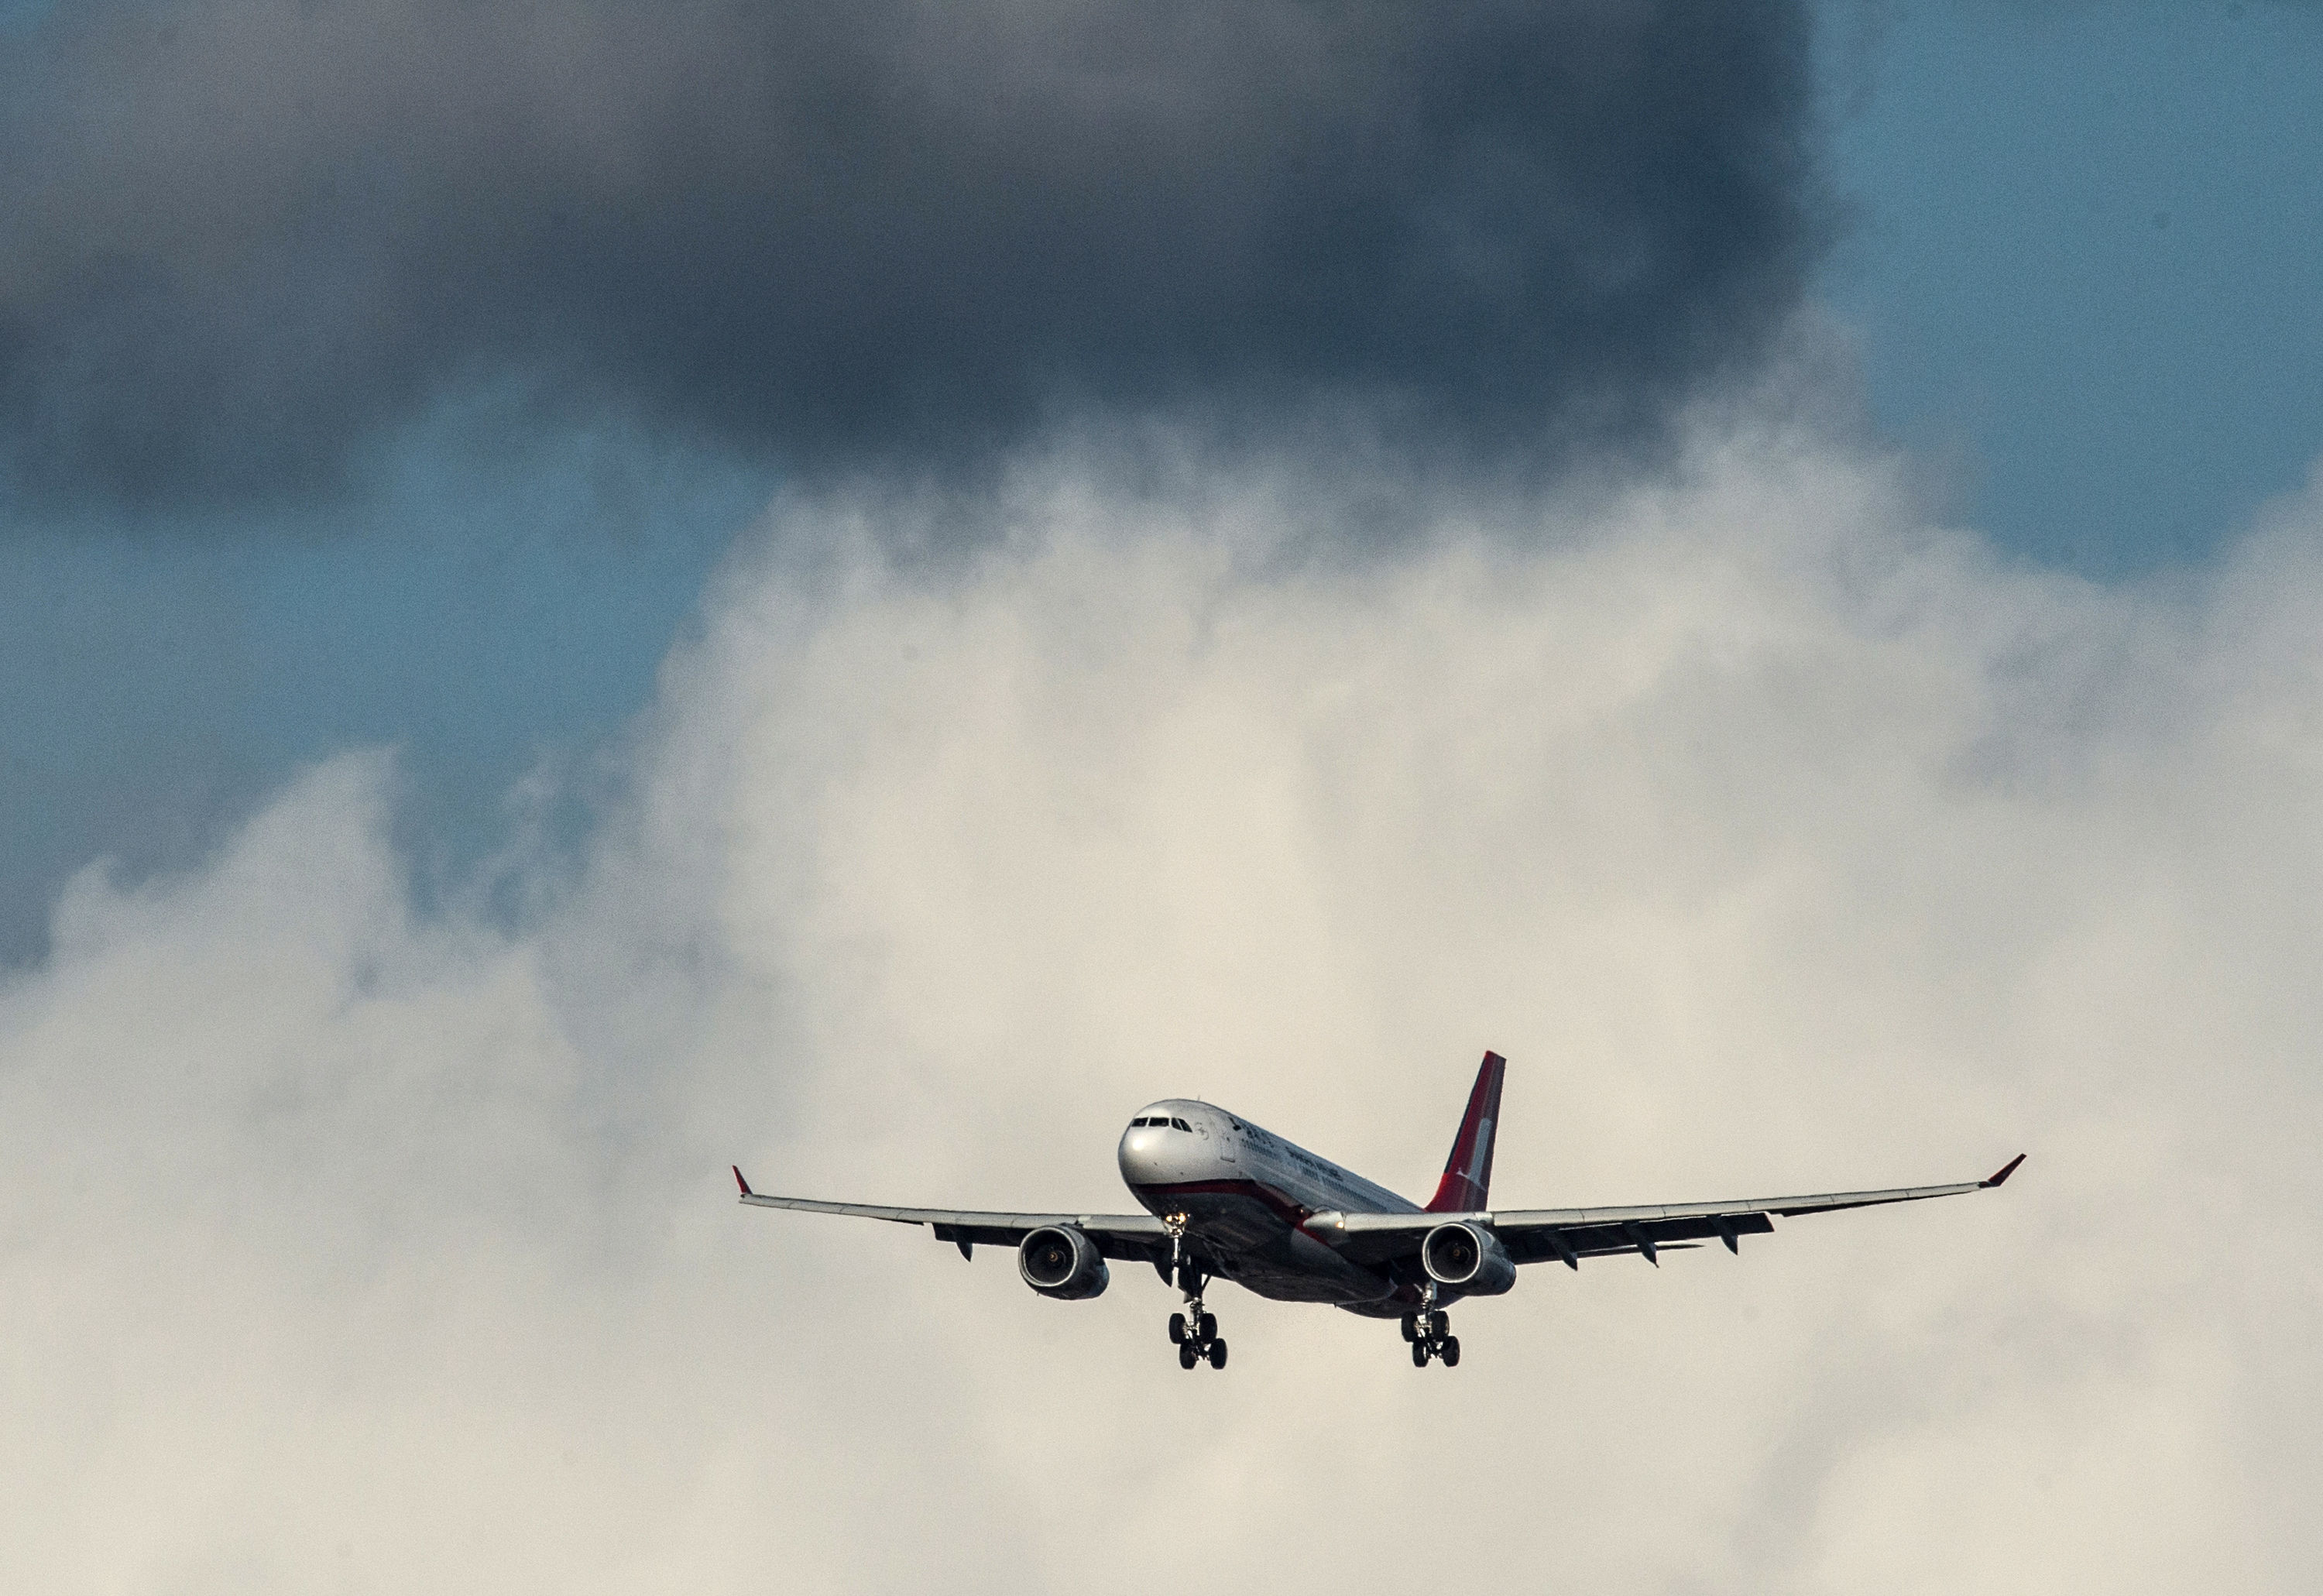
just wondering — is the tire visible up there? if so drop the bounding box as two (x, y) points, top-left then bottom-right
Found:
(1179, 1342), (1199, 1370)
(1440, 1337), (1460, 1368)
(1208, 1340), (1228, 1370)
(1400, 1314), (1417, 1343)
(1168, 1313), (1187, 1344)
(1411, 1339), (1430, 1368)
(1197, 1313), (1217, 1343)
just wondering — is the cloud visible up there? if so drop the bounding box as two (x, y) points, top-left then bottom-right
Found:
(0, 0), (1822, 515)
(5, 420), (2320, 1591)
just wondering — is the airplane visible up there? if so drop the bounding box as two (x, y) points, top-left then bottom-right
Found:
(733, 1050), (2023, 1370)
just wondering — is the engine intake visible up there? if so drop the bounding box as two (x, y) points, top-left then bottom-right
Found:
(1017, 1225), (1110, 1300)
(1421, 1221), (1516, 1296)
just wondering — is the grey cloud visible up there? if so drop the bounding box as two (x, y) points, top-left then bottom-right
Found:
(4, 431), (2321, 1588)
(0, 0), (1822, 513)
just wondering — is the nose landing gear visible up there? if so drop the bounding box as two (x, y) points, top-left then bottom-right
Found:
(1163, 1216), (1227, 1371)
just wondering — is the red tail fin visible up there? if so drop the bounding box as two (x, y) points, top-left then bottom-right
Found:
(1426, 1051), (1506, 1213)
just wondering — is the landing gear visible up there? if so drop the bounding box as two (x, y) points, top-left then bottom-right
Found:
(1163, 1213), (1227, 1372)
(1405, 1285), (1459, 1368)
(1174, 1329), (1229, 1369)
(1168, 1295), (1226, 1371)
(1168, 1299), (1226, 1371)
(1167, 1311), (1220, 1347)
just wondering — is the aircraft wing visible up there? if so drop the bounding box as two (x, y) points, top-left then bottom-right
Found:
(1310, 1155), (2025, 1269)
(733, 1169), (1171, 1262)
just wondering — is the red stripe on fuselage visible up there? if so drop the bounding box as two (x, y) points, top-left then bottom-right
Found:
(1134, 1178), (1412, 1306)
(1131, 1177), (1314, 1230)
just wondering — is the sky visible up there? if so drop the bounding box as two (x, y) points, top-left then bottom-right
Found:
(4, 2), (2321, 963)
(3, 4), (2322, 1591)
(1817, 1), (2323, 571)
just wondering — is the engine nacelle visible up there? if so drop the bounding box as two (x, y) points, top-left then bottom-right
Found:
(1421, 1221), (1516, 1296)
(1017, 1225), (1111, 1300)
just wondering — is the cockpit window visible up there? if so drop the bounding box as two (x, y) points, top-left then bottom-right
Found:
(1171, 1117), (1191, 1132)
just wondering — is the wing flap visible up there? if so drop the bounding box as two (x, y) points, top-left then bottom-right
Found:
(736, 1183), (1168, 1262)
(1312, 1161), (2020, 1268)
(923, 1220), (1170, 1264)
(1496, 1211), (1776, 1267)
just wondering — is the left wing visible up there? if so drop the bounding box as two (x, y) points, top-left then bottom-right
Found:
(733, 1168), (1170, 1262)
(1306, 1154), (2026, 1268)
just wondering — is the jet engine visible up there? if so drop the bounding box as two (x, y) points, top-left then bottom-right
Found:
(1420, 1221), (1516, 1296)
(1018, 1225), (1111, 1300)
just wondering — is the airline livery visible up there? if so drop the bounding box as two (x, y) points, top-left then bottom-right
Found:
(735, 1052), (2023, 1370)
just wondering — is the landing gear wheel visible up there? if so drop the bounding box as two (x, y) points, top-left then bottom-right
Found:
(1412, 1339), (1430, 1368)
(1440, 1336), (1460, 1367)
(1162, 1217), (1227, 1371)
(1400, 1314), (1418, 1343)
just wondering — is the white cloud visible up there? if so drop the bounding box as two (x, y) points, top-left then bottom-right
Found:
(4, 424), (2318, 1592)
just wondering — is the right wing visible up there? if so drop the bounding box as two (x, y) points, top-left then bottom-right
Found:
(733, 1168), (1170, 1263)
(1309, 1155), (2026, 1268)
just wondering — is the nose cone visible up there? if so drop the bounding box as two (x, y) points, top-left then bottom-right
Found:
(1117, 1123), (1168, 1186)
(1117, 1102), (1193, 1187)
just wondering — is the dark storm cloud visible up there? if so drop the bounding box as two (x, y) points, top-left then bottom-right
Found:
(0, 0), (1823, 511)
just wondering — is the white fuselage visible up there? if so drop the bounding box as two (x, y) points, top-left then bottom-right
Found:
(1117, 1098), (1424, 1313)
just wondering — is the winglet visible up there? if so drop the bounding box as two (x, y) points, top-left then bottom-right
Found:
(1982, 1153), (2026, 1188)
(733, 1165), (753, 1197)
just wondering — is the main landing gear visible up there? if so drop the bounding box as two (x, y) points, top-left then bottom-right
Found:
(1163, 1216), (1227, 1371)
(1169, 1308), (1227, 1369)
(1401, 1285), (1460, 1368)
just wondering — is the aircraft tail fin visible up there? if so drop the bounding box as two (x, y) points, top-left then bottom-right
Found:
(1426, 1051), (1506, 1213)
